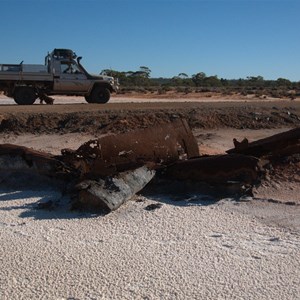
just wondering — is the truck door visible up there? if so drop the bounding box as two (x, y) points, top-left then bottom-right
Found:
(53, 61), (91, 92)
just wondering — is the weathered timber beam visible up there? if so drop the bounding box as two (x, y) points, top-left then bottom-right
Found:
(73, 166), (155, 211)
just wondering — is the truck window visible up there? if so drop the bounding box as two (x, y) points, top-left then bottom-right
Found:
(1, 65), (21, 72)
(61, 62), (82, 74)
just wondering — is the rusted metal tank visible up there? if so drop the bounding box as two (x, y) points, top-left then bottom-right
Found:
(61, 119), (199, 178)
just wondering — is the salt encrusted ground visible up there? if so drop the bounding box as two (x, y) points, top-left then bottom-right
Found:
(0, 188), (299, 300)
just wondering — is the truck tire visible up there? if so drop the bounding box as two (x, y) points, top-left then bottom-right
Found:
(84, 95), (93, 103)
(88, 87), (110, 104)
(14, 87), (37, 105)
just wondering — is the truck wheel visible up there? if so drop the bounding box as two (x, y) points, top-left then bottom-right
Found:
(84, 95), (93, 103)
(89, 87), (110, 104)
(14, 87), (37, 105)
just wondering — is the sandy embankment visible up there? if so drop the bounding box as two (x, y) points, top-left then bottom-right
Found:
(0, 127), (300, 299)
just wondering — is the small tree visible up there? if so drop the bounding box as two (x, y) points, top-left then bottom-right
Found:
(178, 72), (189, 79)
(192, 72), (206, 86)
(276, 78), (291, 87)
(139, 66), (151, 78)
(204, 75), (221, 87)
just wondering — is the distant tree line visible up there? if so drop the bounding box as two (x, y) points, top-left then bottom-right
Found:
(101, 68), (300, 99)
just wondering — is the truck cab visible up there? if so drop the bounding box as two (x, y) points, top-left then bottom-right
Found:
(46, 49), (118, 103)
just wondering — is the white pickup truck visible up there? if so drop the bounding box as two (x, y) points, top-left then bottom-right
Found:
(0, 48), (118, 105)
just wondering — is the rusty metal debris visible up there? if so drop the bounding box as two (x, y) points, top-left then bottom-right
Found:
(60, 118), (199, 178)
(0, 121), (299, 212)
(0, 119), (199, 211)
(227, 127), (300, 158)
(0, 143), (64, 176)
(166, 154), (260, 184)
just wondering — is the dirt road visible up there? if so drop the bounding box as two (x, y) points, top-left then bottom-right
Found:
(0, 96), (299, 135)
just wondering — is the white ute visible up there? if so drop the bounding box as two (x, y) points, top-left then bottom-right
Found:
(0, 48), (119, 105)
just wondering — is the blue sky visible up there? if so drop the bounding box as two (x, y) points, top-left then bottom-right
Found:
(0, 0), (299, 81)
